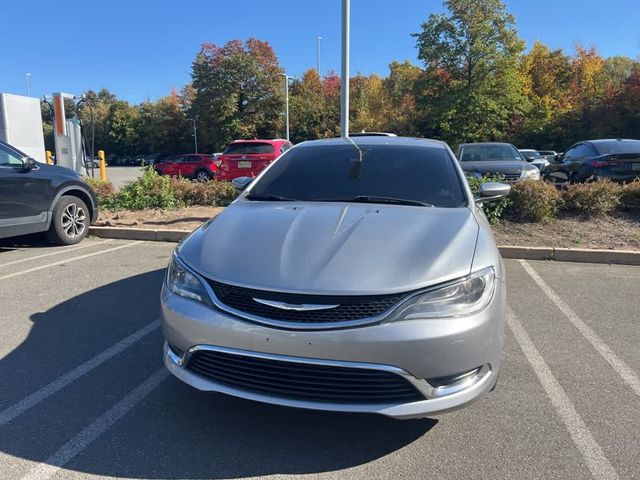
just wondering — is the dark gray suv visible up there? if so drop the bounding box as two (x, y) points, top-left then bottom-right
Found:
(0, 140), (98, 245)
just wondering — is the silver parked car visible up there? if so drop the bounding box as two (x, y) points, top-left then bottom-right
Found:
(161, 136), (509, 419)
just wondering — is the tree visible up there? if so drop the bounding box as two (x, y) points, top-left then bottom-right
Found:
(190, 39), (284, 151)
(412, 0), (528, 145)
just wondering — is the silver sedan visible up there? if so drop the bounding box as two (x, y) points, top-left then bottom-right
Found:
(161, 136), (509, 419)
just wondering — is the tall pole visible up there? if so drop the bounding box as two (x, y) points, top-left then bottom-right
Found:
(316, 36), (322, 75)
(25, 73), (31, 96)
(340, 0), (350, 137)
(192, 117), (198, 154)
(280, 73), (291, 141)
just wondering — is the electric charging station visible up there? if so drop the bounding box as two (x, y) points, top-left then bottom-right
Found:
(50, 92), (95, 175)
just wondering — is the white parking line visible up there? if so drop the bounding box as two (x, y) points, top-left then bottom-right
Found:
(507, 309), (618, 480)
(0, 241), (144, 281)
(20, 368), (169, 480)
(520, 260), (640, 397)
(0, 320), (160, 427)
(0, 240), (108, 269)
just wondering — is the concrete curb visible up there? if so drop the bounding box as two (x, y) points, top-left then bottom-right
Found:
(89, 226), (640, 266)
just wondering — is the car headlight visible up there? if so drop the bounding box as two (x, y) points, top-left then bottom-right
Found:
(522, 168), (540, 180)
(166, 255), (210, 306)
(394, 267), (495, 320)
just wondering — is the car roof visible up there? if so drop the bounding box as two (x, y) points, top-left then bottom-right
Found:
(230, 139), (289, 144)
(583, 139), (640, 145)
(297, 136), (446, 149)
(458, 142), (515, 147)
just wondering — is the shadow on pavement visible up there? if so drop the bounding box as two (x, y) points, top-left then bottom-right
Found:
(0, 233), (51, 252)
(0, 269), (436, 479)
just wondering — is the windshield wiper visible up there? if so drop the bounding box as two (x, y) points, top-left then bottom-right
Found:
(245, 194), (298, 202)
(345, 196), (432, 207)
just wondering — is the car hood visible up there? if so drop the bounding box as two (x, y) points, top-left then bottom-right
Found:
(460, 160), (528, 175)
(178, 201), (480, 295)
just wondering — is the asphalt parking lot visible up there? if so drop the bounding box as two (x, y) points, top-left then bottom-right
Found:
(103, 166), (143, 188)
(0, 237), (638, 480)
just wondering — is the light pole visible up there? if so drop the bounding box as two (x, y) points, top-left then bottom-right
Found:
(317, 36), (322, 75)
(25, 73), (31, 96)
(340, 0), (350, 137)
(280, 73), (293, 141)
(192, 116), (198, 154)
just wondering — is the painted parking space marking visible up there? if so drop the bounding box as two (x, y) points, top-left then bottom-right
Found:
(19, 368), (169, 480)
(0, 240), (109, 269)
(520, 260), (640, 397)
(507, 309), (618, 480)
(0, 241), (144, 281)
(0, 320), (160, 427)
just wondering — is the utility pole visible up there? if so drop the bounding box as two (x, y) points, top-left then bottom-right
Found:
(340, 0), (350, 137)
(280, 73), (293, 141)
(192, 116), (198, 153)
(317, 36), (322, 75)
(25, 73), (31, 96)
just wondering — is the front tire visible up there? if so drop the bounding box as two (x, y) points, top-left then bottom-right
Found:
(47, 196), (89, 245)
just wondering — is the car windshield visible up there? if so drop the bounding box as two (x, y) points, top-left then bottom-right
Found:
(594, 141), (640, 155)
(459, 144), (522, 162)
(246, 143), (467, 208)
(223, 142), (275, 155)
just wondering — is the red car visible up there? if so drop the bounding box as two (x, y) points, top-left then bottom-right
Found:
(154, 154), (218, 182)
(216, 139), (293, 181)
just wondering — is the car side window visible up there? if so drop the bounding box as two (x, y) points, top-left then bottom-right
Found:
(0, 144), (24, 168)
(563, 146), (577, 162)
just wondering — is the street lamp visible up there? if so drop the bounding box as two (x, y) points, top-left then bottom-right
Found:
(340, 0), (350, 137)
(25, 73), (31, 97)
(317, 36), (322, 75)
(191, 116), (198, 154)
(279, 73), (294, 141)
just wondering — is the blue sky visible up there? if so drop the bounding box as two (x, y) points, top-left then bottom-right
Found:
(2, 0), (639, 104)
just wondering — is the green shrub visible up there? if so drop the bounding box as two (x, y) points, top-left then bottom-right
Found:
(169, 178), (238, 207)
(85, 177), (116, 204)
(507, 179), (560, 222)
(466, 175), (511, 224)
(620, 180), (640, 210)
(105, 167), (181, 210)
(562, 180), (622, 215)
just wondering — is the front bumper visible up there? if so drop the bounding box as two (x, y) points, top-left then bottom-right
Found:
(161, 280), (505, 419)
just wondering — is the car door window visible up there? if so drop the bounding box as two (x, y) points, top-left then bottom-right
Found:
(0, 144), (24, 167)
(563, 147), (577, 162)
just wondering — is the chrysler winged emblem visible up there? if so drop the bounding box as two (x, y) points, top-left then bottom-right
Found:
(252, 298), (339, 311)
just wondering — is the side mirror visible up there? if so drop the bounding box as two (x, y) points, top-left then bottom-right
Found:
(476, 182), (511, 204)
(231, 176), (252, 191)
(22, 157), (37, 171)
(525, 156), (536, 162)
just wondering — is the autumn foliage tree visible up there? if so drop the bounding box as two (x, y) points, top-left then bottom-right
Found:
(190, 39), (284, 151)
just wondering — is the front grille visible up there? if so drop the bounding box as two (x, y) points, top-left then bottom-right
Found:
(207, 280), (408, 324)
(484, 172), (521, 182)
(187, 349), (425, 404)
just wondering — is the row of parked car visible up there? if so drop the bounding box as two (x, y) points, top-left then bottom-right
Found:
(150, 136), (640, 187)
(153, 139), (294, 182)
(457, 139), (640, 185)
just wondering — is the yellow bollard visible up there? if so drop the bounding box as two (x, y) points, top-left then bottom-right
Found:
(98, 150), (107, 181)
(45, 151), (53, 165)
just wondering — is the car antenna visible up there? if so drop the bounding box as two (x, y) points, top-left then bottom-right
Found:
(344, 136), (364, 178)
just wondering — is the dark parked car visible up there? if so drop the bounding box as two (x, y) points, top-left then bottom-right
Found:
(154, 154), (219, 182)
(543, 139), (640, 185)
(456, 142), (540, 182)
(0, 140), (98, 245)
